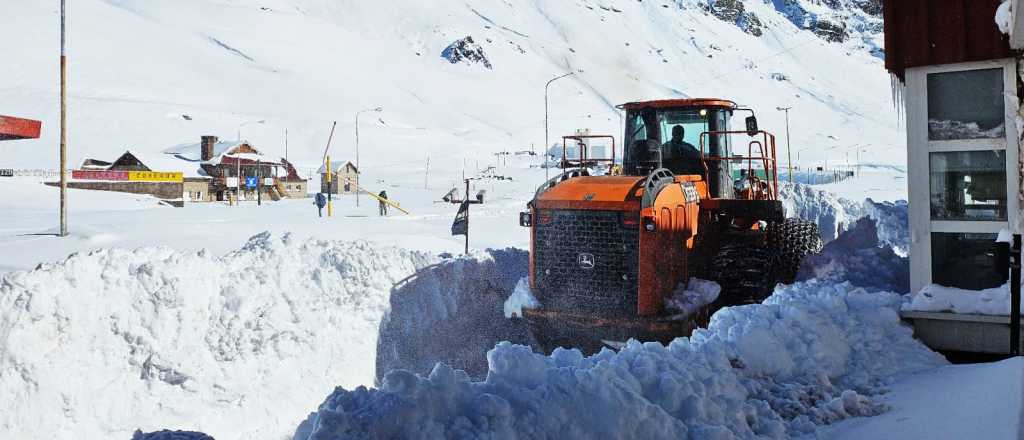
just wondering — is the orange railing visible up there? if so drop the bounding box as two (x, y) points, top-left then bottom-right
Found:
(698, 130), (779, 200)
(561, 135), (617, 174)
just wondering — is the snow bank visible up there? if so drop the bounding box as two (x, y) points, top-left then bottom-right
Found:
(779, 182), (859, 242)
(903, 283), (1024, 316)
(665, 278), (721, 316)
(780, 183), (909, 255)
(0, 233), (433, 440)
(293, 282), (946, 439)
(503, 277), (541, 318)
(131, 430), (214, 440)
(377, 249), (534, 381)
(797, 217), (910, 293)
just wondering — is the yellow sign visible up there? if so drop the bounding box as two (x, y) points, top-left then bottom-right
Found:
(128, 171), (184, 182)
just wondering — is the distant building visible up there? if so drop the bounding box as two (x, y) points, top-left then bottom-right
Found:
(319, 161), (359, 194)
(163, 135), (308, 202)
(56, 151), (186, 206)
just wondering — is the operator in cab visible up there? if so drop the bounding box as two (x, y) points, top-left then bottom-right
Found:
(663, 124), (703, 175)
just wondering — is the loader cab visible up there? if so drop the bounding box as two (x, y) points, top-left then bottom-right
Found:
(620, 99), (737, 198)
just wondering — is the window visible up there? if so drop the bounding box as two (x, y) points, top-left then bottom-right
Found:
(931, 232), (1004, 290)
(927, 68), (1005, 141)
(929, 151), (1007, 221)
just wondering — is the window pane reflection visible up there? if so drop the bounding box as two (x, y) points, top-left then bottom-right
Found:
(927, 69), (1005, 141)
(929, 151), (1006, 221)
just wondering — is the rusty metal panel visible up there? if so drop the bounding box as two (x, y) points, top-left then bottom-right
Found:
(885, 0), (1015, 80)
(0, 115), (42, 141)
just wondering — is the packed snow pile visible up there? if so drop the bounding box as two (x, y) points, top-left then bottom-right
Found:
(131, 430), (214, 440)
(861, 198), (910, 255)
(503, 277), (541, 318)
(0, 233), (433, 440)
(796, 217), (909, 293)
(780, 182), (909, 255)
(779, 182), (862, 242)
(903, 283), (1024, 316)
(665, 278), (722, 316)
(293, 282), (946, 440)
(377, 249), (533, 381)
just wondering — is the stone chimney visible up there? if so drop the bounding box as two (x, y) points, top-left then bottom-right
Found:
(200, 135), (218, 161)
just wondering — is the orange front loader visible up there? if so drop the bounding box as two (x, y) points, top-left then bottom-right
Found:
(519, 99), (821, 353)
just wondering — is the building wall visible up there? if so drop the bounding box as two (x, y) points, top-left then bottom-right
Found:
(320, 171), (358, 194)
(281, 180), (308, 198)
(183, 180), (212, 202)
(47, 181), (185, 204)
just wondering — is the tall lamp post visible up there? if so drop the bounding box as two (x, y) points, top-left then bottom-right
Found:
(237, 119), (265, 142)
(776, 107), (793, 184)
(545, 71), (575, 180)
(355, 106), (383, 207)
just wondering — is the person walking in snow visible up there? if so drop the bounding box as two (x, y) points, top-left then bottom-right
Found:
(315, 192), (326, 217)
(378, 190), (389, 216)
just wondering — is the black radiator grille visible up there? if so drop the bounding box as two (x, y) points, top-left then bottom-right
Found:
(534, 209), (640, 316)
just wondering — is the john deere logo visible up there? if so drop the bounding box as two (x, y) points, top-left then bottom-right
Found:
(578, 253), (596, 270)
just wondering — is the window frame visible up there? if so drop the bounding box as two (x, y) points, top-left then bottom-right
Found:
(905, 58), (1020, 292)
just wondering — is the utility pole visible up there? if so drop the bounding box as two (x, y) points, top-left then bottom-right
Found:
(321, 121), (337, 217)
(355, 107), (383, 207)
(59, 0), (68, 237)
(545, 71), (575, 181)
(776, 106), (793, 184)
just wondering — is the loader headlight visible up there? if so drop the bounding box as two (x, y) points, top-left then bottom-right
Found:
(643, 216), (657, 232)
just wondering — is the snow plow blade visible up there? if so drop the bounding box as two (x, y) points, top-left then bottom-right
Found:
(522, 307), (712, 354)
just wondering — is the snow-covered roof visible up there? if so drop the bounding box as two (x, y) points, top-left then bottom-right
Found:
(162, 140), (243, 162)
(317, 160), (357, 174)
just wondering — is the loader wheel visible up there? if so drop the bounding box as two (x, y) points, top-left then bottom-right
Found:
(767, 219), (824, 284)
(706, 243), (778, 306)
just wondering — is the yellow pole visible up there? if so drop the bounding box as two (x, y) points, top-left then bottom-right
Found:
(326, 155), (333, 217)
(346, 178), (410, 214)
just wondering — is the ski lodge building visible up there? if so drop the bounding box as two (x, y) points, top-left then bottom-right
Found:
(162, 135), (308, 202)
(884, 0), (1023, 353)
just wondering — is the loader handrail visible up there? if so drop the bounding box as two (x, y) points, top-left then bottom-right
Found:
(698, 130), (779, 200)
(560, 135), (616, 174)
(533, 168), (590, 201)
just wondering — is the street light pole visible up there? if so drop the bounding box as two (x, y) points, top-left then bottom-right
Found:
(776, 107), (793, 184)
(59, 0), (68, 237)
(355, 107), (383, 207)
(545, 71), (575, 180)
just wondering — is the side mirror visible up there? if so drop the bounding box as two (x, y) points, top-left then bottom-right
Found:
(519, 211), (533, 227)
(745, 116), (759, 136)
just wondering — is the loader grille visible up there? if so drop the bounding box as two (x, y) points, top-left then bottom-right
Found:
(534, 209), (640, 316)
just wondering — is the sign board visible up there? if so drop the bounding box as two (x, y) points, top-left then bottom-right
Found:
(451, 201), (469, 236)
(245, 176), (258, 188)
(72, 170), (129, 181)
(263, 178), (274, 186)
(0, 169), (14, 177)
(226, 177), (239, 188)
(128, 171), (183, 182)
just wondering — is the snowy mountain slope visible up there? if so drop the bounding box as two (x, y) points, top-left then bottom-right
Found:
(2, 0), (902, 185)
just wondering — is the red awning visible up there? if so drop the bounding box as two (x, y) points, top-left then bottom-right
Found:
(0, 115), (42, 141)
